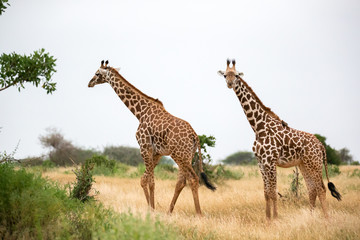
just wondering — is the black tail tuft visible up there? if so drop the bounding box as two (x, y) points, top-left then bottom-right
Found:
(201, 172), (216, 191)
(328, 182), (342, 201)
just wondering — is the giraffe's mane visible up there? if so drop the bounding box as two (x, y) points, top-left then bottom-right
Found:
(108, 67), (164, 107)
(238, 77), (281, 121)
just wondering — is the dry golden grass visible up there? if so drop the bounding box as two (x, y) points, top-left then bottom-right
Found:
(43, 165), (360, 240)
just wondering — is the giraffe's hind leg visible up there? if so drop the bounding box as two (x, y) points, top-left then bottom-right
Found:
(186, 164), (202, 215)
(316, 173), (328, 217)
(298, 163), (317, 210)
(299, 163), (328, 217)
(169, 162), (202, 215)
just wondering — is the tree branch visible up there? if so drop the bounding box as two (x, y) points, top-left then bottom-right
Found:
(0, 83), (15, 91)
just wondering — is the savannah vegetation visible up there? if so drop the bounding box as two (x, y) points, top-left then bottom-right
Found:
(1, 130), (359, 239)
(1, 2), (359, 239)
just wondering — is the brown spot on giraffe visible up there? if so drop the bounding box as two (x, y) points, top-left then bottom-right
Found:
(218, 59), (341, 220)
(88, 60), (216, 215)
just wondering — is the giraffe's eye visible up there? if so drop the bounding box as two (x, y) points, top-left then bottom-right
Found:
(223, 75), (226, 79)
(96, 73), (100, 76)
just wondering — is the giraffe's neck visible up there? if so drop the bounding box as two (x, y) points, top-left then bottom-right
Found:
(108, 70), (163, 121)
(233, 78), (281, 136)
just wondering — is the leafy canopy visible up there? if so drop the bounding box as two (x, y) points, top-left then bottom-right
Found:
(0, 49), (57, 94)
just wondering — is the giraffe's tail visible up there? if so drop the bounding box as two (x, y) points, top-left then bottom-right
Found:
(322, 143), (342, 201)
(197, 136), (216, 191)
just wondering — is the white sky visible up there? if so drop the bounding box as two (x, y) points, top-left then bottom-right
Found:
(0, 0), (359, 163)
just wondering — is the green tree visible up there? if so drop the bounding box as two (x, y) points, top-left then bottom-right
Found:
(0, 0), (10, 15)
(0, 49), (57, 93)
(222, 151), (257, 165)
(314, 134), (341, 165)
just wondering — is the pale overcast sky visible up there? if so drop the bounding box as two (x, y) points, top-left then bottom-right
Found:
(1, 0), (359, 162)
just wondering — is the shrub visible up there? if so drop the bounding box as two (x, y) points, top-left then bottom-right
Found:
(323, 164), (341, 178)
(70, 159), (96, 202)
(0, 163), (73, 238)
(42, 159), (55, 168)
(87, 154), (117, 176)
(214, 165), (244, 181)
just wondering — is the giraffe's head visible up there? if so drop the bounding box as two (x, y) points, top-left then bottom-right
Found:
(88, 60), (120, 87)
(217, 59), (243, 89)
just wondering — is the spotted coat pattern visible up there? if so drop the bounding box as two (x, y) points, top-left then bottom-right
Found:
(219, 59), (336, 219)
(88, 61), (211, 215)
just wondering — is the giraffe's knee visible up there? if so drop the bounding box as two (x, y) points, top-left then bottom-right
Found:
(264, 187), (277, 200)
(188, 175), (199, 189)
(140, 175), (148, 188)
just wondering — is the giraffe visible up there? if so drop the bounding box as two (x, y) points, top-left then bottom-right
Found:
(218, 59), (341, 219)
(88, 60), (216, 215)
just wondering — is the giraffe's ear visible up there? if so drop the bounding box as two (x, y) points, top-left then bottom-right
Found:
(236, 72), (244, 77)
(114, 67), (120, 72)
(98, 68), (107, 75)
(217, 70), (225, 76)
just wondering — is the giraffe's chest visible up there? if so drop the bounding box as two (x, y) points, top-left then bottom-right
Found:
(138, 120), (171, 155)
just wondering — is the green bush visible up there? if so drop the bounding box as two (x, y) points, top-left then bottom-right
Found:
(0, 163), (182, 239)
(212, 165), (244, 181)
(87, 154), (117, 176)
(0, 163), (74, 238)
(70, 159), (96, 202)
(42, 159), (55, 168)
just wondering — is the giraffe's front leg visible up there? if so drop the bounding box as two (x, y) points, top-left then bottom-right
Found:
(258, 160), (278, 220)
(149, 155), (161, 209)
(139, 147), (157, 210)
(140, 172), (150, 206)
(168, 169), (186, 214)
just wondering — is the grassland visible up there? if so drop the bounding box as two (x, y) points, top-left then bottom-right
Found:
(42, 165), (360, 240)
